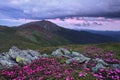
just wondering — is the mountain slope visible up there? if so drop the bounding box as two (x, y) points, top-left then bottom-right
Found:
(19, 20), (119, 44)
(87, 30), (120, 40)
(54, 29), (118, 44)
(0, 20), (119, 51)
(0, 25), (69, 51)
(18, 20), (70, 45)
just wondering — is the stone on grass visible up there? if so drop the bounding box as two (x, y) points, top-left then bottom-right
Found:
(52, 48), (91, 64)
(72, 51), (81, 57)
(52, 48), (71, 57)
(91, 58), (109, 72)
(66, 56), (91, 64)
(95, 58), (108, 66)
(0, 46), (41, 69)
(112, 64), (120, 69)
(91, 63), (106, 72)
(42, 54), (49, 57)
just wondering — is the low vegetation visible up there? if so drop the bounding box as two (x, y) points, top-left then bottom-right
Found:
(0, 43), (120, 80)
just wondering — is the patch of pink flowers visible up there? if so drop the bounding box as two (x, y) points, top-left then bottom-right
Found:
(93, 68), (120, 80)
(103, 51), (120, 64)
(78, 72), (87, 77)
(0, 47), (120, 80)
(0, 57), (83, 80)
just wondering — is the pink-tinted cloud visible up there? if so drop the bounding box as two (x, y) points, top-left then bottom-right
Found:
(47, 17), (120, 31)
(0, 17), (120, 31)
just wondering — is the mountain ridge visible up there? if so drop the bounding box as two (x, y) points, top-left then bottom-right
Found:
(0, 20), (119, 50)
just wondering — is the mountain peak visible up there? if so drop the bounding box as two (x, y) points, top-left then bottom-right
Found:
(20, 20), (61, 31)
(40, 20), (53, 23)
(0, 20), (119, 49)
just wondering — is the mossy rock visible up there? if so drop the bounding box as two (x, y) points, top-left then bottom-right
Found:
(16, 57), (23, 62)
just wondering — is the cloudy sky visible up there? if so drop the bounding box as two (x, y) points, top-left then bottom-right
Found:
(0, 0), (120, 31)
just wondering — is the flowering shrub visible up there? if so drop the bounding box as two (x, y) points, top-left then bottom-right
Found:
(0, 47), (120, 80)
(93, 68), (120, 80)
(103, 51), (120, 64)
(82, 47), (104, 58)
(1, 58), (85, 80)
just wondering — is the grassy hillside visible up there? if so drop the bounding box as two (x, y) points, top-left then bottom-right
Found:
(0, 20), (119, 52)
(55, 28), (118, 44)
(38, 42), (120, 60)
(0, 26), (70, 52)
(1, 42), (119, 60)
(0, 20), (120, 55)
(0, 42), (119, 80)
(88, 30), (120, 40)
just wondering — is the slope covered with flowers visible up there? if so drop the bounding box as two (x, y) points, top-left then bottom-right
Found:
(0, 46), (120, 80)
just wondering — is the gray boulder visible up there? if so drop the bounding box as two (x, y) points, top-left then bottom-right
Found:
(95, 58), (108, 66)
(0, 59), (17, 69)
(51, 48), (71, 57)
(27, 49), (40, 57)
(51, 48), (84, 58)
(72, 51), (81, 57)
(0, 53), (18, 69)
(91, 63), (106, 72)
(13, 49), (40, 65)
(52, 48), (91, 64)
(0, 46), (41, 69)
(9, 46), (21, 59)
(111, 64), (120, 69)
(15, 56), (32, 65)
(91, 58), (108, 72)
(66, 56), (91, 64)
(42, 54), (49, 57)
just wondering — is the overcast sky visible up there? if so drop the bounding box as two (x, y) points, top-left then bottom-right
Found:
(0, 0), (120, 31)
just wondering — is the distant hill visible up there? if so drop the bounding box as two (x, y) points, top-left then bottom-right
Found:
(86, 30), (120, 41)
(0, 20), (119, 51)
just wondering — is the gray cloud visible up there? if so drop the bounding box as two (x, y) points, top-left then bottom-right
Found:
(0, 0), (120, 19)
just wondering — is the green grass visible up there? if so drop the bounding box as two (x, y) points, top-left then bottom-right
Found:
(0, 41), (120, 60)
(0, 42), (119, 80)
(38, 42), (120, 60)
(0, 28), (71, 52)
(95, 43), (120, 59)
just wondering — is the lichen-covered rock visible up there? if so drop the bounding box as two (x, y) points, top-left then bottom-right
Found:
(16, 57), (23, 62)
(0, 46), (41, 69)
(9, 46), (21, 59)
(66, 56), (91, 64)
(0, 53), (17, 69)
(42, 54), (49, 57)
(0, 46), (119, 73)
(71, 51), (81, 57)
(26, 49), (40, 57)
(91, 58), (109, 72)
(51, 48), (71, 57)
(52, 48), (91, 64)
(16, 57), (31, 65)
(95, 58), (108, 66)
(0, 60), (17, 68)
(111, 64), (120, 69)
(91, 63), (106, 72)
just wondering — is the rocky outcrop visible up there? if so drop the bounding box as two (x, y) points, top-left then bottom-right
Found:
(42, 54), (49, 57)
(52, 48), (91, 64)
(0, 46), (41, 69)
(52, 48), (71, 58)
(0, 47), (120, 72)
(111, 64), (120, 69)
(0, 53), (18, 69)
(91, 58), (108, 72)
(51, 48), (120, 72)
(66, 57), (91, 64)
